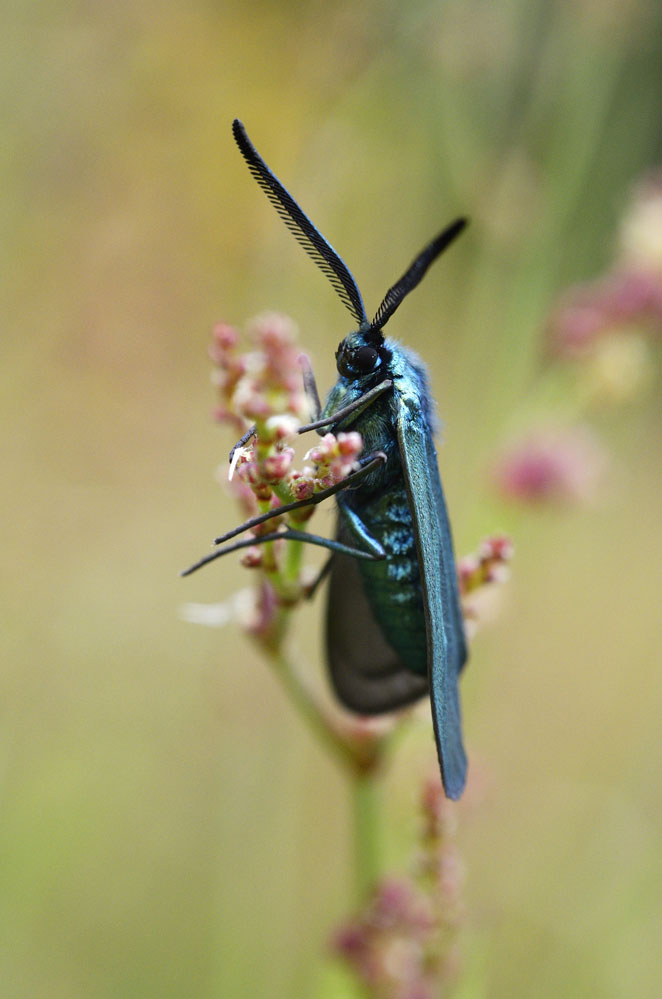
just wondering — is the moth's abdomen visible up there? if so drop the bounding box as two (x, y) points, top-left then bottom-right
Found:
(348, 484), (428, 677)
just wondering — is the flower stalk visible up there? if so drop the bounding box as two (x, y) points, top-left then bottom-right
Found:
(184, 311), (514, 996)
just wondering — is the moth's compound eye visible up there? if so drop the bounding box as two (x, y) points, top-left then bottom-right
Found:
(353, 345), (379, 372)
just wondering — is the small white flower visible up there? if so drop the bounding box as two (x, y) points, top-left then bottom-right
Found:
(179, 588), (257, 628)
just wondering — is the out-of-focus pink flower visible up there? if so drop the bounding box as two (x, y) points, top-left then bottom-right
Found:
(585, 331), (652, 403)
(243, 312), (312, 421)
(223, 473), (260, 518)
(548, 270), (662, 361)
(548, 177), (662, 362)
(210, 321), (238, 353)
(416, 774), (463, 912)
(547, 287), (611, 358)
(492, 426), (608, 505)
(333, 771), (463, 998)
(333, 877), (436, 996)
(210, 312), (311, 430)
(263, 414), (300, 445)
(245, 580), (279, 648)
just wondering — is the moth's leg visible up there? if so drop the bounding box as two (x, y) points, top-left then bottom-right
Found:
(229, 425), (256, 463)
(302, 501), (388, 600)
(181, 526), (385, 578)
(283, 528), (385, 559)
(303, 553), (334, 600)
(296, 380), (393, 436)
(298, 353), (321, 420)
(212, 451), (387, 546)
(336, 502), (385, 557)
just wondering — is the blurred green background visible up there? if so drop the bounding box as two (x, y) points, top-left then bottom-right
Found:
(2, 1), (661, 996)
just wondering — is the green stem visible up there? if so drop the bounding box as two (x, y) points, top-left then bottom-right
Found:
(352, 771), (381, 904)
(270, 649), (356, 771)
(269, 648), (383, 905)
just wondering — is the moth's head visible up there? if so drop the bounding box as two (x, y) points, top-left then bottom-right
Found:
(335, 324), (390, 381)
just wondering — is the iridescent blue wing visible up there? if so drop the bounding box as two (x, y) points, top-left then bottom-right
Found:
(326, 526), (429, 713)
(396, 399), (468, 799)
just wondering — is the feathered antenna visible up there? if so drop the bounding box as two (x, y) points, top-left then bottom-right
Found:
(232, 120), (367, 327)
(370, 218), (468, 333)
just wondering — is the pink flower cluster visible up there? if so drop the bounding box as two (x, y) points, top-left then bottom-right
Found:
(456, 535), (514, 639)
(457, 535), (513, 597)
(548, 269), (662, 359)
(205, 313), (366, 633)
(334, 878), (438, 999)
(333, 775), (462, 999)
(208, 313), (364, 512)
(211, 313), (310, 426)
(290, 432), (363, 502)
(493, 426), (607, 505)
(548, 176), (662, 359)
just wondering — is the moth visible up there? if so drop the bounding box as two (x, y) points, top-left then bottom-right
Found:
(184, 121), (469, 798)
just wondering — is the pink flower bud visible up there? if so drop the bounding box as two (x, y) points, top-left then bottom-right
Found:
(249, 312), (298, 351)
(547, 293), (606, 358)
(286, 389), (311, 421)
(240, 546), (263, 568)
(289, 473), (315, 502)
(306, 433), (335, 466)
(212, 321), (238, 351)
(240, 394), (272, 421)
(227, 476), (259, 517)
(337, 431), (363, 458)
(236, 459), (261, 486)
(264, 414), (300, 442)
(479, 535), (513, 562)
(262, 448), (294, 482)
(244, 580), (279, 645)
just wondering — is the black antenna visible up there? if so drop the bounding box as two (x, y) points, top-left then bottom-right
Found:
(370, 218), (468, 333)
(232, 120), (367, 327)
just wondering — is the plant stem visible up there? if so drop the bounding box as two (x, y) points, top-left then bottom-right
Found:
(352, 771), (380, 904)
(269, 647), (383, 904)
(270, 649), (356, 771)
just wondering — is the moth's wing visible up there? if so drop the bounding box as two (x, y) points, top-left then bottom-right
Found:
(396, 402), (468, 799)
(326, 532), (428, 714)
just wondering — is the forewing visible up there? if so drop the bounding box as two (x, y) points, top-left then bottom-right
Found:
(396, 401), (468, 799)
(326, 538), (428, 714)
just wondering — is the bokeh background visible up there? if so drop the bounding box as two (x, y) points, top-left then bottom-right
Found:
(3, 1), (661, 996)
